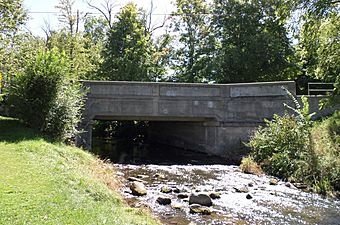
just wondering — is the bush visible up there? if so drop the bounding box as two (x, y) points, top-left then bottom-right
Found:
(246, 88), (340, 194)
(247, 90), (314, 180)
(8, 48), (86, 142)
(247, 114), (310, 179)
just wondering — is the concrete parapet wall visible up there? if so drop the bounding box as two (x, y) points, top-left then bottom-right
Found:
(81, 80), (295, 122)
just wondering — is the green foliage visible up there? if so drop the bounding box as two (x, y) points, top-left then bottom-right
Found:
(0, 0), (28, 86)
(212, 0), (295, 83)
(46, 30), (100, 80)
(283, 91), (315, 126)
(99, 3), (162, 81)
(44, 83), (85, 141)
(310, 111), (340, 192)
(8, 48), (85, 141)
(247, 88), (313, 179)
(83, 15), (108, 46)
(42, 0), (104, 81)
(171, 0), (215, 83)
(296, 1), (339, 104)
(248, 91), (339, 193)
(0, 0), (26, 31)
(247, 114), (310, 179)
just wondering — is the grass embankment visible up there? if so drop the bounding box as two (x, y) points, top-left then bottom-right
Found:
(0, 116), (159, 225)
(309, 112), (340, 193)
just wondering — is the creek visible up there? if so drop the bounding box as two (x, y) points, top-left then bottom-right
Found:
(92, 138), (340, 225)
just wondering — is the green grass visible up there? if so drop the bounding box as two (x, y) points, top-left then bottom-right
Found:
(0, 116), (159, 225)
(310, 111), (340, 194)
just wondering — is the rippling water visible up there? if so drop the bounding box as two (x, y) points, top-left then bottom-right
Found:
(116, 164), (340, 225)
(93, 139), (340, 224)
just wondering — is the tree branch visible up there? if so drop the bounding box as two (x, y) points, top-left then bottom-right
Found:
(86, 0), (117, 29)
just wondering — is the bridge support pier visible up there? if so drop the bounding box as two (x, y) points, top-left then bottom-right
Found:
(77, 119), (93, 150)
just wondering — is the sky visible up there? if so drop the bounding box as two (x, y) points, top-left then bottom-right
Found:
(23, 0), (175, 37)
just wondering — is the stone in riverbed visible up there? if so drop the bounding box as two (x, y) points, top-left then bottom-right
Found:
(136, 174), (149, 179)
(128, 177), (146, 183)
(130, 181), (147, 196)
(293, 183), (308, 189)
(156, 196), (171, 205)
(154, 173), (166, 179)
(269, 178), (279, 185)
(171, 203), (183, 209)
(189, 204), (212, 215)
(172, 187), (180, 193)
(234, 186), (249, 193)
(177, 193), (190, 199)
(285, 182), (291, 188)
(189, 194), (212, 207)
(209, 192), (221, 199)
(160, 185), (172, 193)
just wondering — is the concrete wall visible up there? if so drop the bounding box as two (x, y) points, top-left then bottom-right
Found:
(148, 121), (258, 163)
(81, 80), (295, 122)
(78, 80), (299, 160)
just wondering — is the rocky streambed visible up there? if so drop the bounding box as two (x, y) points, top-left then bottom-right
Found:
(114, 164), (340, 225)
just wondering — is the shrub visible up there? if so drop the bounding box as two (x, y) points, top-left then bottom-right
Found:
(247, 114), (310, 179)
(8, 48), (86, 142)
(247, 89), (314, 181)
(44, 83), (86, 141)
(246, 87), (340, 194)
(240, 156), (263, 175)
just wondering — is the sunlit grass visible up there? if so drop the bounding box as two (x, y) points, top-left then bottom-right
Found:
(0, 116), (159, 225)
(240, 156), (263, 176)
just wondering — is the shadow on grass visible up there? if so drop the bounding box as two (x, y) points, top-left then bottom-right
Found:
(0, 116), (46, 143)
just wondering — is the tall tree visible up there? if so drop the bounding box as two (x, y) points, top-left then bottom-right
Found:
(296, 0), (339, 99)
(86, 0), (116, 30)
(48, 0), (101, 80)
(212, 0), (295, 83)
(54, 0), (80, 78)
(99, 3), (160, 81)
(0, 0), (27, 87)
(81, 15), (108, 80)
(171, 0), (215, 83)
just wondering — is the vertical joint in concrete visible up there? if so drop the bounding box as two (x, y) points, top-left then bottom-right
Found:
(77, 119), (94, 150)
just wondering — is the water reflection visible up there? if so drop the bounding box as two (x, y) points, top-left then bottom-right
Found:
(92, 137), (229, 165)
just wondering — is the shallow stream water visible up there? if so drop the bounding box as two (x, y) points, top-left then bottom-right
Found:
(93, 139), (340, 225)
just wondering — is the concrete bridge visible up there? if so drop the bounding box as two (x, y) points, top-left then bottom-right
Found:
(78, 80), (300, 162)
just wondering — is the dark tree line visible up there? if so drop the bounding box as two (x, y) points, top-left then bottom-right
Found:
(1, 0), (339, 96)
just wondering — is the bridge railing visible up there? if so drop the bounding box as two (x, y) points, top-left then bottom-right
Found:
(308, 82), (334, 96)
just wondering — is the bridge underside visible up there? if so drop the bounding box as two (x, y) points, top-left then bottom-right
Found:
(79, 115), (262, 163)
